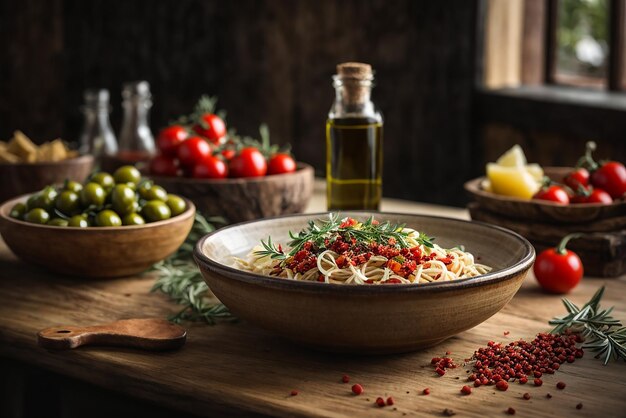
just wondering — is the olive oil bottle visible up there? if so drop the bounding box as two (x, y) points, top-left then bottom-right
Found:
(326, 62), (383, 210)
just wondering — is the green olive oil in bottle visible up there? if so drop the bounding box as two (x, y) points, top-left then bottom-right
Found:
(326, 62), (383, 210)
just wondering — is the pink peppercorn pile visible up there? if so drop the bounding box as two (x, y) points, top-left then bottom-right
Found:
(469, 333), (583, 387)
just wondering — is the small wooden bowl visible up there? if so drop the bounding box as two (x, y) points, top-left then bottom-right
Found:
(464, 167), (626, 223)
(0, 195), (195, 278)
(149, 163), (314, 223)
(0, 155), (95, 203)
(194, 212), (534, 354)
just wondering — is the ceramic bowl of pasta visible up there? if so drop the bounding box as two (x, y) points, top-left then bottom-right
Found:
(194, 212), (535, 353)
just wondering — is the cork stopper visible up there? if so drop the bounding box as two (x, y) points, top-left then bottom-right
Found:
(335, 62), (374, 105)
(337, 62), (373, 80)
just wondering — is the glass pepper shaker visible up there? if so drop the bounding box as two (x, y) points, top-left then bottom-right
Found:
(326, 62), (383, 210)
(117, 80), (155, 163)
(78, 89), (118, 160)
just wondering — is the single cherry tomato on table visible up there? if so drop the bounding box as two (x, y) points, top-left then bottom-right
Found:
(192, 155), (228, 179)
(267, 153), (296, 175)
(150, 154), (179, 176)
(534, 234), (583, 294)
(533, 185), (570, 204)
(157, 125), (189, 157)
(563, 168), (589, 191)
(193, 114), (226, 144)
(177, 136), (212, 167)
(229, 147), (267, 178)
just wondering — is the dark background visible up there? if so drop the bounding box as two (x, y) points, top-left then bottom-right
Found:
(3, 0), (625, 207)
(0, 0), (479, 206)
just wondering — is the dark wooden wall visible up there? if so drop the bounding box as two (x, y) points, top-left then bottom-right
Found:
(1, 0), (479, 206)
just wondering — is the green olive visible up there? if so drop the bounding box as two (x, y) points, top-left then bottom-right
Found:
(68, 215), (89, 227)
(55, 191), (81, 216)
(111, 184), (138, 215)
(27, 187), (57, 211)
(64, 180), (83, 193)
(95, 210), (122, 227)
(9, 203), (26, 219)
(90, 172), (115, 190)
(80, 182), (106, 208)
(141, 200), (171, 222)
(139, 184), (168, 201)
(24, 208), (50, 224)
(166, 195), (186, 217)
(122, 213), (145, 225)
(48, 218), (69, 227)
(113, 165), (141, 185)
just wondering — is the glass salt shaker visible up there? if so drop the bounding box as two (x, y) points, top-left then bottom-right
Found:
(78, 89), (118, 160)
(117, 81), (155, 163)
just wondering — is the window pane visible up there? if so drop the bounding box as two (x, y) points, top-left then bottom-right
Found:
(555, 0), (609, 88)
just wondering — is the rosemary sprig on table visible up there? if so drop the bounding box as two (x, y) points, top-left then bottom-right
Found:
(549, 286), (626, 365)
(255, 213), (435, 260)
(151, 213), (235, 324)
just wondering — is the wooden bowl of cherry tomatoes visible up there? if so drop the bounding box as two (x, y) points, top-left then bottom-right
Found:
(147, 123), (314, 224)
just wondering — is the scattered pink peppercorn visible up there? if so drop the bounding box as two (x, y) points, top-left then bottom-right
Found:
(423, 388), (431, 395)
(461, 385), (472, 395)
(386, 397), (395, 406)
(557, 381), (566, 390)
(534, 378), (543, 386)
(351, 384), (364, 395)
(342, 375), (350, 383)
(507, 407), (516, 415)
(375, 397), (385, 407)
(523, 393), (530, 400)
(290, 390), (298, 396)
(496, 380), (509, 391)
(546, 393), (552, 399)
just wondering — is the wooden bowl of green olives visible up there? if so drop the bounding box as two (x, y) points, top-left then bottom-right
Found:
(0, 166), (196, 278)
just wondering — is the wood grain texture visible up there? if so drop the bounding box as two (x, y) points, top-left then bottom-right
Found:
(0, 204), (625, 417)
(38, 318), (186, 351)
(0, 0), (479, 206)
(150, 163), (314, 223)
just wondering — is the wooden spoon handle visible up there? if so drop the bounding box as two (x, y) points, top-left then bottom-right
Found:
(37, 318), (186, 351)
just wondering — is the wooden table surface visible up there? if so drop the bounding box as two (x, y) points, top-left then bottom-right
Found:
(1, 185), (625, 417)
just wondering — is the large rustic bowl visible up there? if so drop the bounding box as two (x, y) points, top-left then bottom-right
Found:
(0, 195), (195, 278)
(194, 212), (535, 354)
(464, 166), (626, 223)
(149, 163), (314, 224)
(0, 155), (94, 203)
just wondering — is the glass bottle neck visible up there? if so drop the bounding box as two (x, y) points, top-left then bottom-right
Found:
(118, 98), (155, 155)
(329, 77), (379, 120)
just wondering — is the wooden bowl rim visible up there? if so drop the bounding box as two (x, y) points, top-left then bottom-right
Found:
(464, 167), (626, 209)
(148, 162), (314, 185)
(0, 193), (196, 231)
(194, 211), (535, 295)
(0, 154), (94, 168)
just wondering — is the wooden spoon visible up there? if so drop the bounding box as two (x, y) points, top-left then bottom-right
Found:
(37, 318), (186, 351)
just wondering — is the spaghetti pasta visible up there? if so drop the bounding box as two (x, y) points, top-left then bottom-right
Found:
(235, 214), (491, 285)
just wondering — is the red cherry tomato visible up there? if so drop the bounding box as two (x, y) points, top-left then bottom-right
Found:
(533, 185), (570, 204)
(590, 161), (626, 199)
(193, 114), (226, 144)
(562, 168), (589, 191)
(229, 147), (267, 178)
(584, 188), (613, 204)
(220, 148), (236, 160)
(192, 156), (228, 179)
(149, 154), (179, 176)
(534, 234), (583, 294)
(157, 125), (188, 157)
(267, 153), (296, 175)
(177, 136), (212, 167)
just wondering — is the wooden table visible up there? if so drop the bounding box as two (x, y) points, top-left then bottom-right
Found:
(1, 185), (625, 417)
